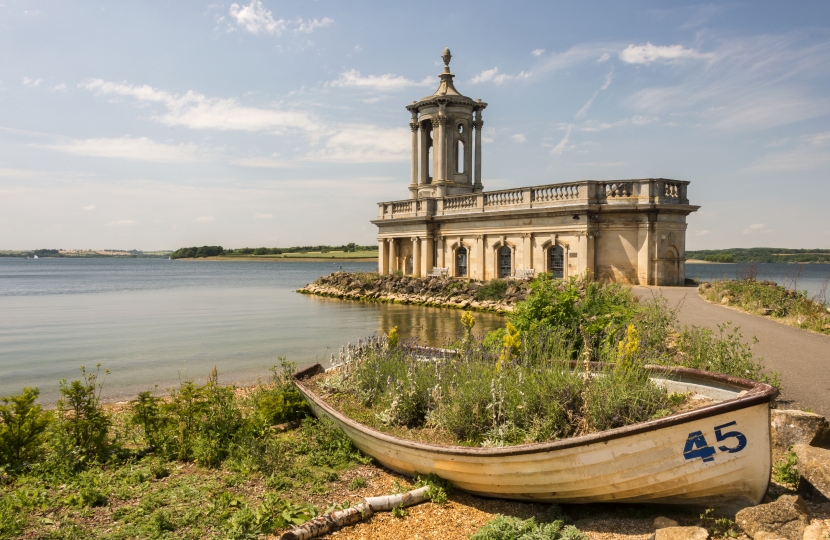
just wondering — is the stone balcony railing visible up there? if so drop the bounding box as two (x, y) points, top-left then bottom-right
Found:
(376, 179), (690, 220)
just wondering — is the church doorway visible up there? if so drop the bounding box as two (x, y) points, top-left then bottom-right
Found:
(456, 248), (468, 277)
(549, 245), (564, 278)
(498, 246), (512, 278)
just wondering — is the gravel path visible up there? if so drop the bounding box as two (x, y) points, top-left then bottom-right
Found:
(633, 285), (830, 418)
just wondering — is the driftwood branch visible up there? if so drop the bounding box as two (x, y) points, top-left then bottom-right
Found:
(279, 486), (430, 540)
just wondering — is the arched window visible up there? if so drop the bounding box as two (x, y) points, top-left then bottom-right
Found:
(456, 247), (468, 277)
(549, 245), (564, 279)
(456, 140), (465, 173)
(498, 246), (512, 278)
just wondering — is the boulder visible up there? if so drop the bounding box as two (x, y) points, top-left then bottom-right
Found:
(793, 444), (830, 502)
(771, 410), (830, 461)
(802, 522), (830, 540)
(734, 495), (810, 540)
(653, 517), (679, 529)
(654, 526), (708, 540)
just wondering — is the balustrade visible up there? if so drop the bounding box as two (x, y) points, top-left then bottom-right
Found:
(444, 194), (477, 211)
(532, 184), (579, 203)
(392, 201), (413, 214)
(484, 189), (523, 207)
(663, 181), (680, 199)
(600, 182), (632, 198)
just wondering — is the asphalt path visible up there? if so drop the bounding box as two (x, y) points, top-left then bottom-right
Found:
(632, 285), (830, 418)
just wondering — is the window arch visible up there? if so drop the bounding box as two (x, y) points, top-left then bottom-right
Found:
(456, 247), (468, 277)
(549, 245), (564, 279)
(498, 245), (512, 278)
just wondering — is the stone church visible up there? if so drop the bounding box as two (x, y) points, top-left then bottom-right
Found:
(373, 48), (698, 286)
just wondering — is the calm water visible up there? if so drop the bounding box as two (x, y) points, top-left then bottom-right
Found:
(686, 262), (830, 299)
(0, 258), (505, 403)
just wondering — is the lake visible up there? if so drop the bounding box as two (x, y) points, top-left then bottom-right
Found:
(685, 262), (830, 299)
(2, 258), (828, 404)
(0, 258), (505, 403)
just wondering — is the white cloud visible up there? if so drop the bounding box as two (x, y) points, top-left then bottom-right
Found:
(307, 125), (409, 163)
(107, 220), (137, 226)
(41, 136), (204, 163)
(695, 230), (711, 236)
(622, 35), (830, 131)
(745, 131), (830, 172)
(619, 42), (710, 64)
(0, 167), (45, 178)
(550, 125), (573, 156)
(511, 133), (526, 143)
(253, 213), (273, 219)
(470, 68), (530, 85)
(195, 215), (215, 223)
(328, 70), (431, 91)
(52, 83), (67, 91)
(575, 68), (614, 119)
(83, 205), (96, 211)
(296, 17), (333, 33)
(742, 223), (771, 234)
(81, 79), (320, 134)
(228, 1), (285, 35)
(230, 156), (294, 168)
(598, 53), (611, 63)
(22, 77), (42, 87)
(531, 49), (545, 57)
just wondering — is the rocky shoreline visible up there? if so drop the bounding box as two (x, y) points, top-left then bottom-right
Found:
(297, 271), (530, 313)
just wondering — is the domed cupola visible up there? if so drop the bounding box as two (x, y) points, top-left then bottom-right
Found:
(405, 48), (487, 199)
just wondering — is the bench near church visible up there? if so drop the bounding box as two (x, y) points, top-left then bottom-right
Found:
(373, 48), (698, 286)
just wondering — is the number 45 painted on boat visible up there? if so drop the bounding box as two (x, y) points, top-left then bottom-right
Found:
(683, 421), (747, 463)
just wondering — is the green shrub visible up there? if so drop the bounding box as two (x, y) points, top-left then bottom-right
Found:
(772, 450), (799, 488)
(470, 514), (585, 540)
(0, 387), (50, 471)
(476, 279), (509, 301)
(55, 365), (111, 465)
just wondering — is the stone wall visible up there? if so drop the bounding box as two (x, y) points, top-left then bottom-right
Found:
(297, 272), (530, 313)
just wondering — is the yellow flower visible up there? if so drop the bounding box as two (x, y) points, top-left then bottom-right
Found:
(387, 326), (399, 349)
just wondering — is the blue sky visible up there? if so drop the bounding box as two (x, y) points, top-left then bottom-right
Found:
(2, 1), (829, 250)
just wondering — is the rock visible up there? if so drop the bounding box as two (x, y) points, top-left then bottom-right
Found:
(802, 522), (830, 540)
(721, 296), (731, 305)
(654, 516), (679, 529)
(734, 495), (810, 540)
(771, 410), (830, 460)
(654, 526), (708, 540)
(793, 444), (830, 502)
(754, 532), (788, 540)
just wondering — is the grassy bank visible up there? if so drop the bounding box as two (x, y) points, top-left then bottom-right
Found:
(686, 248), (830, 263)
(699, 278), (830, 335)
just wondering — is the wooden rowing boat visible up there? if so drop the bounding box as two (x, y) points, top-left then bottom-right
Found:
(294, 363), (778, 511)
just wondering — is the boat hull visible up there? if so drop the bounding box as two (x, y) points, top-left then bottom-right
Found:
(295, 364), (776, 510)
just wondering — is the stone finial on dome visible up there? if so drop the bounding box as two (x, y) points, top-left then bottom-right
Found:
(441, 47), (452, 72)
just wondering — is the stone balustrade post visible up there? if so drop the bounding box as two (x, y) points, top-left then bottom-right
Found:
(523, 187), (532, 207)
(476, 193), (484, 210)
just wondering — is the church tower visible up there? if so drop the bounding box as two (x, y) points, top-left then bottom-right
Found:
(405, 48), (487, 199)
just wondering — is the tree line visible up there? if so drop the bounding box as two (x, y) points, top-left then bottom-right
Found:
(170, 243), (376, 259)
(687, 248), (830, 263)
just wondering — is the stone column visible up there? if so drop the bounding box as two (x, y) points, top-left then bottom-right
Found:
(422, 236), (433, 276)
(411, 237), (421, 278)
(378, 239), (387, 274)
(388, 238), (397, 274)
(476, 235), (484, 280)
(409, 112), (419, 199)
(637, 223), (651, 285)
(522, 233), (532, 269)
(437, 237), (445, 268)
(434, 106), (446, 197)
(473, 109), (483, 192)
(420, 121), (430, 186)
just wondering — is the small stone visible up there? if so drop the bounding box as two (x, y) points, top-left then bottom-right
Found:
(771, 410), (830, 461)
(655, 526), (708, 540)
(654, 516), (679, 529)
(793, 444), (830, 502)
(754, 532), (788, 540)
(734, 494), (810, 540)
(802, 522), (830, 540)
(721, 296), (730, 304)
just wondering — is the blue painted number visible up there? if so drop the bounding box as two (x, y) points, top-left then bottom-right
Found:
(714, 421), (747, 453)
(683, 431), (716, 462)
(683, 421), (747, 463)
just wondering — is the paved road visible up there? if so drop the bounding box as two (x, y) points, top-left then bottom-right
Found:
(632, 285), (830, 418)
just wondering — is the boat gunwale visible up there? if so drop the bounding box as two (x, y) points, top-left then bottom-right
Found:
(293, 360), (778, 457)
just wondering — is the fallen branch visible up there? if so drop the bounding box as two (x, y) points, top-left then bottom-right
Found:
(279, 486), (430, 540)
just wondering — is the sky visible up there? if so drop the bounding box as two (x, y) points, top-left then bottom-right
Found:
(1, 1), (829, 251)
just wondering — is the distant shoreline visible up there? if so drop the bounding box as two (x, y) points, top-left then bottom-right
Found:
(182, 256), (378, 263)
